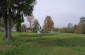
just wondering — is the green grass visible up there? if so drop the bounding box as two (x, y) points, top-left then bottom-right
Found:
(0, 32), (85, 55)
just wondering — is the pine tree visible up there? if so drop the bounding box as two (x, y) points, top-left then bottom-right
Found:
(0, 0), (36, 40)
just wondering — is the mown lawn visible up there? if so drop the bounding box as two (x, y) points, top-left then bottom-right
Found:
(0, 32), (85, 55)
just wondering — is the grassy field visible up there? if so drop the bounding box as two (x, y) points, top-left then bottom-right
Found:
(0, 32), (85, 55)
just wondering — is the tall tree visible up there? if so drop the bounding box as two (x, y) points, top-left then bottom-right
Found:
(43, 16), (54, 32)
(27, 14), (34, 31)
(33, 19), (40, 32)
(0, 0), (36, 40)
(77, 17), (85, 34)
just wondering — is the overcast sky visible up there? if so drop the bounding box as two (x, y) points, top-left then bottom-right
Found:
(32, 0), (85, 28)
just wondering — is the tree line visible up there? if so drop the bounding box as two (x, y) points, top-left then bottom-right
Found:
(19, 16), (55, 33)
(60, 17), (85, 34)
(1, 15), (85, 34)
(41, 16), (85, 34)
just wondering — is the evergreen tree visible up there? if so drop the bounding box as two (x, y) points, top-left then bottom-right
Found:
(0, 0), (36, 40)
(33, 20), (40, 32)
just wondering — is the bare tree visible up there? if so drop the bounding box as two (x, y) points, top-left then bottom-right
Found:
(27, 14), (34, 31)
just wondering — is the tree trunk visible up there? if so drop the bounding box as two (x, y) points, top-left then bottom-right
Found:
(30, 21), (32, 31)
(4, 17), (8, 39)
(4, 18), (12, 40)
(7, 17), (12, 40)
(4, 11), (12, 40)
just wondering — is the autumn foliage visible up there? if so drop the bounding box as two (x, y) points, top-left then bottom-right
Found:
(43, 16), (54, 32)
